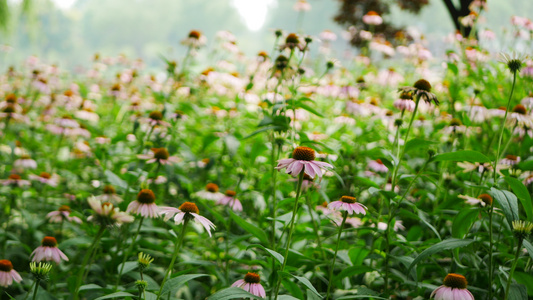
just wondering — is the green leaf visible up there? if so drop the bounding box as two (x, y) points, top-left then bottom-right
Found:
(295, 102), (324, 117)
(229, 210), (269, 245)
(207, 287), (262, 300)
(504, 176), (533, 222)
(280, 272), (322, 298)
(159, 274), (208, 297)
(452, 209), (479, 238)
(104, 170), (127, 189)
(514, 272), (533, 296)
(431, 150), (491, 163)
(490, 188), (519, 227)
(508, 283), (528, 300)
(404, 138), (436, 154)
(78, 284), (102, 291)
(523, 240), (533, 260)
(247, 244), (284, 265)
(117, 261), (137, 275)
(348, 247), (370, 266)
(518, 159), (533, 171)
(94, 292), (136, 300)
(279, 296), (300, 300)
(334, 266), (373, 281)
(447, 62), (459, 75)
(407, 238), (475, 274)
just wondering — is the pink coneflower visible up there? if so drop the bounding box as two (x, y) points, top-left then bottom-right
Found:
(47, 205), (82, 223)
(0, 259), (22, 287)
(13, 154), (37, 170)
(394, 96), (416, 112)
(94, 185), (123, 204)
(0, 174), (31, 187)
(328, 196), (367, 215)
(137, 148), (180, 165)
(500, 154), (521, 166)
(181, 30), (207, 48)
(159, 202), (216, 237)
(145, 111), (171, 127)
(127, 189), (160, 218)
(31, 236), (69, 264)
(87, 197), (134, 226)
(362, 11), (383, 25)
(430, 273), (474, 300)
(218, 190), (243, 212)
(231, 272), (266, 298)
(29, 172), (59, 187)
(293, 0), (311, 12)
(275, 146), (333, 179)
(194, 183), (224, 201)
(368, 159), (388, 173)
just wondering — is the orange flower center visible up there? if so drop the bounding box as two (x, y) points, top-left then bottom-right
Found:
(443, 273), (468, 289)
(340, 196), (357, 204)
(8, 174), (21, 180)
(512, 104), (527, 115)
(292, 146), (315, 161)
(478, 194), (493, 206)
(206, 183), (219, 193)
(39, 172), (51, 179)
(0, 259), (13, 272)
(366, 10), (379, 16)
(376, 159), (383, 164)
(137, 189), (156, 204)
(225, 190), (236, 197)
(179, 202), (199, 214)
(450, 118), (462, 126)
(58, 205), (71, 212)
(103, 185), (116, 194)
(244, 272), (261, 284)
(188, 30), (201, 39)
(149, 111), (163, 121)
(285, 33), (299, 45)
(42, 236), (58, 247)
(413, 79), (432, 92)
(506, 154), (518, 161)
(152, 148), (170, 160)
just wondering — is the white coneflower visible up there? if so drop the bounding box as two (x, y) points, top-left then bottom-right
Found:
(13, 154), (37, 170)
(194, 183), (224, 202)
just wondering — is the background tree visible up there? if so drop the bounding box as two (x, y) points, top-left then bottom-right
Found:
(334, 0), (479, 47)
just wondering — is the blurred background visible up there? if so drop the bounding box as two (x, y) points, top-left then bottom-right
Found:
(0, 0), (531, 71)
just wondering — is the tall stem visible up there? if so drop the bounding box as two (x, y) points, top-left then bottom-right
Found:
(273, 172), (304, 300)
(31, 280), (40, 300)
(156, 219), (189, 300)
(74, 226), (106, 299)
(504, 239), (523, 300)
(326, 211), (348, 300)
(115, 217), (144, 290)
(490, 70), (517, 300)
(390, 97), (420, 191)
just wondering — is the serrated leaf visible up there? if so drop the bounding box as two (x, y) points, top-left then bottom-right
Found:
(207, 287), (262, 300)
(407, 238), (474, 275)
(504, 176), (533, 222)
(247, 244), (284, 265)
(159, 274), (208, 297)
(431, 150), (491, 163)
(229, 210), (269, 245)
(490, 187), (519, 227)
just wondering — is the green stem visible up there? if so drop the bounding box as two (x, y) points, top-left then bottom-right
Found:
(390, 96), (420, 191)
(326, 211), (348, 300)
(73, 226), (106, 299)
(306, 196), (326, 261)
(504, 239), (523, 300)
(156, 219), (189, 300)
(31, 280), (40, 300)
(273, 172), (304, 300)
(115, 217), (144, 290)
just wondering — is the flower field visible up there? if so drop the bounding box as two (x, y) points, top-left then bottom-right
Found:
(1, 13), (533, 300)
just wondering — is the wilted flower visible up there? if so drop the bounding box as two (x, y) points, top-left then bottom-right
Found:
(430, 273), (474, 300)
(159, 202), (216, 237)
(231, 272), (266, 298)
(181, 30), (207, 48)
(137, 147), (180, 165)
(31, 236), (69, 264)
(398, 79), (439, 106)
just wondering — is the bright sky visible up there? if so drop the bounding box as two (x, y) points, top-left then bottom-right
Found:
(231, 0), (276, 31)
(51, 0), (77, 9)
